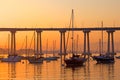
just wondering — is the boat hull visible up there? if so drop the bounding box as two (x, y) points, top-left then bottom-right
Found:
(93, 56), (114, 63)
(64, 58), (86, 67)
(44, 56), (59, 61)
(28, 58), (43, 63)
(1, 56), (21, 62)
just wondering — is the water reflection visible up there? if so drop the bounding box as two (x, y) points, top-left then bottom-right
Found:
(0, 57), (120, 80)
(63, 60), (115, 80)
(107, 64), (114, 80)
(25, 60), (29, 79)
(94, 63), (115, 80)
(33, 64), (42, 79)
(84, 60), (90, 80)
(8, 63), (16, 80)
(64, 63), (88, 80)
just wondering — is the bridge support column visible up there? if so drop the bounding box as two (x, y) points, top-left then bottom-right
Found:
(36, 30), (42, 58)
(59, 30), (66, 65)
(83, 30), (91, 58)
(10, 30), (16, 56)
(59, 30), (66, 61)
(107, 30), (115, 56)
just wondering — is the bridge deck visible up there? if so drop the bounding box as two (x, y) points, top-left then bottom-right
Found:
(0, 27), (120, 31)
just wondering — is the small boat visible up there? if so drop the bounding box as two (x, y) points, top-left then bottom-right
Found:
(28, 57), (43, 63)
(1, 55), (21, 62)
(93, 55), (114, 63)
(44, 56), (59, 61)
(64, 54), (87, 67)
(116, 56), (120, 59)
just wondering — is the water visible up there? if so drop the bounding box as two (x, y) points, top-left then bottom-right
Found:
(0, 57), (120, 80)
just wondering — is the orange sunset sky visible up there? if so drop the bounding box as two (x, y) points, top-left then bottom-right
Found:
(0, 0), (120, 50)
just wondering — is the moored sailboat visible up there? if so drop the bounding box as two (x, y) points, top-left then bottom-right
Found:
(44, 40), (59, 61)
(28, 32), (43, 63)
(93, 55), (114, 63)
(65, 54), (87, 66)
(92, 22), (115, 63)
(28, 56), (43, 63)
(1, 55), (21, 62)
(64, 9), (87, 67)
(1, 34), (22, 62)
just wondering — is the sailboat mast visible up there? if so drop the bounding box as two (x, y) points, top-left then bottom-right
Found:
(101, 21), (103, 54)
(99, 39), (101, 54)
(8, 34), (10, 54)
(72, 9), (74, 54)
(34, 31), (36, 54)
(76, 34), (79, 54)
(53, 40), (55, 56)
(26, 35), (28, 57)
(46, 39), (48, 57)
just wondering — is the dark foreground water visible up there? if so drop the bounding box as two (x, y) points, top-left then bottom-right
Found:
(0, 57), (120, 80)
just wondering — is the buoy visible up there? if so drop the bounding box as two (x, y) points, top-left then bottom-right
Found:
(22, 62), (24, 64)
(61, 64), (64, 66)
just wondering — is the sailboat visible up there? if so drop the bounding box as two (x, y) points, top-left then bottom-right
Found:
(28, 56), (43, 63)
(28, 32), (43, 63)
(92, 22), (114, 63)
(44, 40), (59, 61)
(1, 34), (21, 62)
(64, 9), (87, 67)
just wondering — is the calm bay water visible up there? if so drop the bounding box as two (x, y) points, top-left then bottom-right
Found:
(0, 56), (120, 80)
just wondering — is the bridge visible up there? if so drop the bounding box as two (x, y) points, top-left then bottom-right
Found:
(1, 27), (120, 58)
(0, 27), (120, 31)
